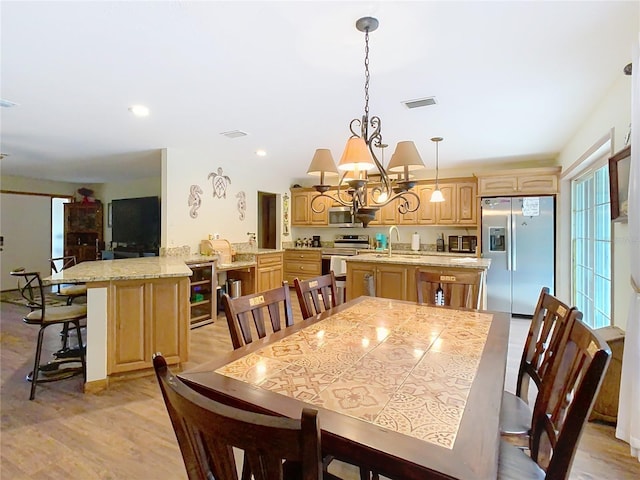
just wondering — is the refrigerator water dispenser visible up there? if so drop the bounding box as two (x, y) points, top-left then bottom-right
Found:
(489, 227), (506, 252)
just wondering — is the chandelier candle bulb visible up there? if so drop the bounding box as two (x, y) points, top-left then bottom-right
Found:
(411, 232), (420, 251)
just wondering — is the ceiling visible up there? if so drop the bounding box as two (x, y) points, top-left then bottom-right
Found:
(1, 1), (637, 185)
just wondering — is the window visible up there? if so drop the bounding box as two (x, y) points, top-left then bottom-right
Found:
(571, 163), (611, 328)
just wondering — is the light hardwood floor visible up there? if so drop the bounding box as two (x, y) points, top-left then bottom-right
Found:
(1, 298), (638, 479)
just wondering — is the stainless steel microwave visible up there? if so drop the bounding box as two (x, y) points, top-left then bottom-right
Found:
(328, 207), (363, 228)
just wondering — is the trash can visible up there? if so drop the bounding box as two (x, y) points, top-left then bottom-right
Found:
(364, 273), (375, 297)
(227, 279), (242, 298)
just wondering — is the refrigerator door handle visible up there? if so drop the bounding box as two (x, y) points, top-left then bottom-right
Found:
(506, 217), (512, 271)
(511, 210), (517, 271)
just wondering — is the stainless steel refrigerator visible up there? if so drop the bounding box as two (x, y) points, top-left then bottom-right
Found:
(481, 196), (555, 316)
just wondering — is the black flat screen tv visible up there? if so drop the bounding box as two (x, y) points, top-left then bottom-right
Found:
(111, 196), (160, 248)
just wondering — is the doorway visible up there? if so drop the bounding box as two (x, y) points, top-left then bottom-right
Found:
(257, 192), (278, 249)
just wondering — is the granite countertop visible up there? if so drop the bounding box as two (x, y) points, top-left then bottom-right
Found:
(216, 260), (257, 271)
(348, 252), (491, 269)
(45, 256), (193, 284)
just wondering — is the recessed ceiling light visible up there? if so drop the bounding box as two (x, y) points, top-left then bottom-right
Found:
(256, 149), (267, 157)
(128, 105), (149, 117)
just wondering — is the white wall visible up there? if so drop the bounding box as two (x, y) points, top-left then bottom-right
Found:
(557, 73), (633, 329)
(161, 148), (292, 254)
(1, 175), (87, 197)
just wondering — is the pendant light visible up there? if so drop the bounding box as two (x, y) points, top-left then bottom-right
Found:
(430, 137), (445, 203)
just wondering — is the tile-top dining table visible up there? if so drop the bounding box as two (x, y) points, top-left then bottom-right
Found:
(179, 296), (510, 480)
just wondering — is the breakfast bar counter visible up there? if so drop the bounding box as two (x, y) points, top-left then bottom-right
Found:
(46, 256), (193, 392)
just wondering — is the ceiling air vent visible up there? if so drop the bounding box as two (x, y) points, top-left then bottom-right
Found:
(220, 130), (248, 139)
(402, 97), (437, 109)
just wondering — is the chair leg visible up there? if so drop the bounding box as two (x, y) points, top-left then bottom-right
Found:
(29, 326), (47, 400)
(74, 320), (87, 382)
(60, 323), (70, 350)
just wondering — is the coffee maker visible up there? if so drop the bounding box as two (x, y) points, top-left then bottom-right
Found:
(312, 235), (321, 247)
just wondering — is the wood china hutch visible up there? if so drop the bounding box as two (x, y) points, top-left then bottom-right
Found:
(64, 202), (104, 262)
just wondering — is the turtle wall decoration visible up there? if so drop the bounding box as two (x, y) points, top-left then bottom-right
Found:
(208, 167), (231, 199)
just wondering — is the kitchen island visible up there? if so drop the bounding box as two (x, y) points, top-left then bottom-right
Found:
(345, 253), (491, 308)
(46, 256), (193, 392)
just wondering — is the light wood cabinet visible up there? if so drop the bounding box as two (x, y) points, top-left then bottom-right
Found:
(345, 262), (376, 299)
(376, 264), (409, 300)
(456, 181), (478, 225)
(256, 252), (283, 292)
(291, 179), (478, 227)
(476, 167), (561, 196)
(346, 261), (487, 308)
(108, 277), (189, 374)
(291, 189), (330, 226)
(345, 261), (409, 301)
(283, 250), (322, 285)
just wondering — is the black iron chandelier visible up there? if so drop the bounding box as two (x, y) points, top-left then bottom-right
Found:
(306, 17), (426, 227)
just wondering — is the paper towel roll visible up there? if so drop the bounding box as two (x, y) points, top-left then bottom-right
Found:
(411, 232), (420, 251)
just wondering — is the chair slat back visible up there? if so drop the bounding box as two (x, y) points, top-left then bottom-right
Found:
(153, 354), (322, 480)
(50, 256), (78, 274)
(222, 282), (294, 350)
(415, 269), (483, 309)
(516, 288), (576, 403)
(10, 269), (46, 315)
(529, 312), (611, 479)
(294, 272), (339, 320)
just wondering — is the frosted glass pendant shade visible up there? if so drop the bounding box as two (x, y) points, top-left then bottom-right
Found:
(430, 188), (445, 203)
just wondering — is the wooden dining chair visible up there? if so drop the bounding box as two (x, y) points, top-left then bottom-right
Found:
(222, 282), (294, 350)
(500, 287), (576, 437)
(294, 272), (339, 320)
(10, 269), (87, 400)
(415, 269), (483, 309)
(153, 354), (328, 480)
(498, 313), (611, 480)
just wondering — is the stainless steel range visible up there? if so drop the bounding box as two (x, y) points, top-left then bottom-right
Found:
(321, 235), (370, 275)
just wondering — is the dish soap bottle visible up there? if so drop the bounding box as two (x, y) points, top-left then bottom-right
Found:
(435, 283), (444, 306)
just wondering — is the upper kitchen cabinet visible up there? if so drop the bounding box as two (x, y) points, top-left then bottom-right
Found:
(291, 178), (478, 227)
(64, 202), (104, 262)
(291, 188), (330, 226)
(476, 167), (561, 196)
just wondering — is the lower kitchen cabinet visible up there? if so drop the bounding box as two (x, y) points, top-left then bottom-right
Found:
(346, 260), (487, 307)
(256, 252), (284, 292)
(345, 262), (408, 301)
(108, 277), (189, 375)
(283, 250), (322, 285)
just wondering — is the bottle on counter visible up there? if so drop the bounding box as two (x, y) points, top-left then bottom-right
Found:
(436, 233), (445, 252)
(435, 284), (444, 306)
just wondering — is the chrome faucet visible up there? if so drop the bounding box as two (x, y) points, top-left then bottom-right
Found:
(388, 225), (400, 257)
